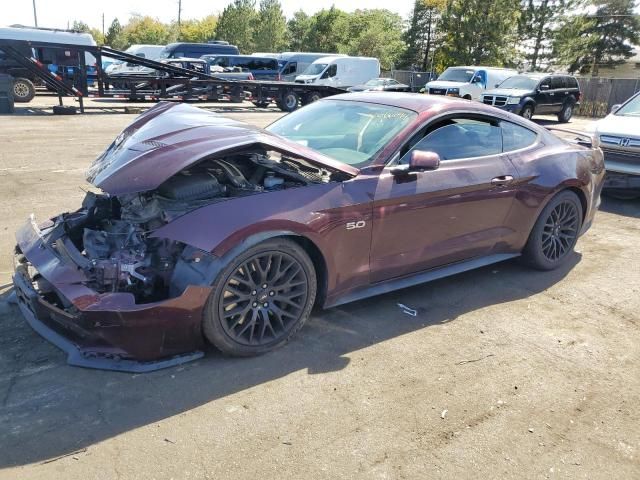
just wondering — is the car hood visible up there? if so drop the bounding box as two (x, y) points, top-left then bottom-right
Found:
(594, 113), (640, 137)
(426, 81), (466, 89)
(86, 102), (359, 195)
(483, 88), (532, 97)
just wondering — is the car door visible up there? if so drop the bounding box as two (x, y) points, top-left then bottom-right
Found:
(534, 77), (553, 114)
(369, 115), (520, 283)
(549, 76), (566, 112)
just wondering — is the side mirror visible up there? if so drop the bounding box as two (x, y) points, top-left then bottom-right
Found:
(392, 150), (440, 176)
(611, 104), (621, 113)
(409, 150), (440, 171)
(495, 83), (500, 88)
(539, 84), (550, 91)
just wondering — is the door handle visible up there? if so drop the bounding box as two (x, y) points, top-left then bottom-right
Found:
(491, 175), (514, 186)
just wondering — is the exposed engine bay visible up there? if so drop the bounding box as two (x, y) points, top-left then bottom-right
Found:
(47, 149), (344, 303)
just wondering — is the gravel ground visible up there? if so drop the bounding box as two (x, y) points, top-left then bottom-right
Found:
(0, 99), (638, 479)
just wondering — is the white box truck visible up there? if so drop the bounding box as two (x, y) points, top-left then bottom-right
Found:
(425, 66), (517, 100)
(294, 56), (380, 89)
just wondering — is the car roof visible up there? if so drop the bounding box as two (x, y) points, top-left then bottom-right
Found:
(326, 92), (474, 113)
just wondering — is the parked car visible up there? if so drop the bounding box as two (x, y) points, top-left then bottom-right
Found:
(277, 52), (347, 82)
(201, 54), (280, 80)
(347, 78), (410, 92)
(425, 66), (518, 100)
(481, 73), (581, 123)
(0, 26), (97, 102)
(13, 94), (604, 371)
(590, 92), (640, 198)
(158, 41), (239, 60)
(295, 56), (380, 88)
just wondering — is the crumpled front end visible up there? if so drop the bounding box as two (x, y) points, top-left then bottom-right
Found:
(12, 207), (212, 372)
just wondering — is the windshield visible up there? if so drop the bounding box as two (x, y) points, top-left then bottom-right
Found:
(438, 68), (475, 83)
(266, 100), (416, 167)
(158, 48), (171, 59)
(498, 75), (539, 90)
(616, 94), (640, 117)
(365, 79), (385, 86)
(303, 63), (328, 76)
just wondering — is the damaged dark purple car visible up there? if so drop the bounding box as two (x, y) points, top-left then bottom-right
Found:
(13, 94), (605, 371)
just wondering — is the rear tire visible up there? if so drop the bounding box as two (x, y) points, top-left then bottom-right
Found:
(13, 78), (36, 103)
(203, 238), (317, 356)
(301, 91), (321, 106)
(521, 190), (582, 271)
(278, 90), (299, 112)
(557, 101), (574, 123)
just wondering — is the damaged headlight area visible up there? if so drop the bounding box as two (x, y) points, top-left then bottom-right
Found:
(45, 148), (343, 303)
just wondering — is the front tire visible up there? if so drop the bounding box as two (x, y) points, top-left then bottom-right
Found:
(521, 191), (582, 270)
(521, 104), (534, 120)
(203, 238), (317, 356)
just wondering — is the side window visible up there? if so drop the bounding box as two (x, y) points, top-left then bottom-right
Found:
(399, 118), (502, 163)
(501, 121), (538, 152)
(327, 64), (338, 77)
(284, 62), (297, 75)
(551, 76), (565, 89)
(566, 77), (578, 89)
(539, 77), (551, 90)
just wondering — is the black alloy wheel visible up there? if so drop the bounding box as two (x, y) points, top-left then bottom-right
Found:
(540, 201), (580, 262)
(522, 190), (582, 270)
(204, 239), (316, 356)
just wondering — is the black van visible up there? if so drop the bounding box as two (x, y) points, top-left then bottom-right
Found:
(481, 73), (581, 123)
(158, 42), (239, 60)
(202, 55), (280, 80)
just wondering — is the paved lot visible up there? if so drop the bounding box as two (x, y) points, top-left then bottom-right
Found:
(0, 98), (638, 479)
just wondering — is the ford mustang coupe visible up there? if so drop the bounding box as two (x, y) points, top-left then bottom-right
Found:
(12, 94), (605, 371)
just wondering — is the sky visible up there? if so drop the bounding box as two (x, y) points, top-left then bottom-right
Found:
(4, 0), (415, 31)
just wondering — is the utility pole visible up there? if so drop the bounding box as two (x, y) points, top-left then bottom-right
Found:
(102, 13), (105, 39)
(178, 0), (182, 27)
(32, 0), (38, 27)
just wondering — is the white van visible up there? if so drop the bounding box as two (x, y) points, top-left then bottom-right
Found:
(425, 66), (517, 100)
(278, 52), (346, 82)
(294, 56), (380, 88)
(105, 44), (164, 74)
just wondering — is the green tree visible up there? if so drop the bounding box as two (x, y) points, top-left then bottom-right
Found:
(439, 0), (521, 67)
(518, 0), (573, 71)
(401, 0), (446, 70)
(178, 15), (217, 43)
(105, 18), (125, 49)
(342, 10), (406, 70)
(254, 0), (287, 52)
(286, 10), (312, 51)
(305, 7), (349, 53)
(216, 0), (257, 53)
(121, 15), (173, 47)
(553, 0), (640, 75)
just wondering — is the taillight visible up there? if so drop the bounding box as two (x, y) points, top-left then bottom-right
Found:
(575, 92), (581, 101)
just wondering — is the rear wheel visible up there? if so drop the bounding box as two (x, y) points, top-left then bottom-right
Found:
(13, 78), (36, 103)
(558, 101), (574, 123)
(278, 90), (299, 112)
(521, 104), (534, 120)
(203, 238), (317, 356)
(521, 191), (582, 270)
(301, 91), (321, 106)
